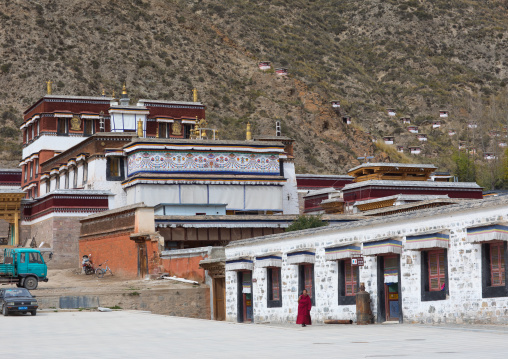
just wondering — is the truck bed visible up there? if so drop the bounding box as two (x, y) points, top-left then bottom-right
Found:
(0, 263), (15, 276)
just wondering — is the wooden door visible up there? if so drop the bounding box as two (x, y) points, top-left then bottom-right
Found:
(213, 278), (226, 321)
(138, 242), (148, 278)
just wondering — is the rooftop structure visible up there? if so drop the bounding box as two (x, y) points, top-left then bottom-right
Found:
(347, 163), (437, 183)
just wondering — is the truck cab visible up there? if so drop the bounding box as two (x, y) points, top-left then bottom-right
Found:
(0, 249), (49, 290)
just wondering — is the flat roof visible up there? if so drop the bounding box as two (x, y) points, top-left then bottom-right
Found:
(343, 180), (482, 191)
(348, 163), (437, 173)
(226, 195), (506, 248)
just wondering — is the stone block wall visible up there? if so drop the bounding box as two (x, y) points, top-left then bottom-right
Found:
(21, 215), (83, 269)
(225, 200), (508, 325)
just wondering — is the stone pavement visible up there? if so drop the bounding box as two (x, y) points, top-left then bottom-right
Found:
(1, 311), (507, 358)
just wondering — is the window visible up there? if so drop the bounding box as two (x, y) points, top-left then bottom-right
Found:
(107, 157), (124, 181)
(28, 252), (43, 264)
(55, 175), (60, 189)
(31, 125), (34, 139)
(482, 242), (508, 298)
(84, 120), (94, 136)
(20, 253), (26, 263)
(83, 161), (88, 184)
(158, 123), (169, 138)
(338, 259), (359, 305)
(57, 118), (68, 135)
(73, 168), (78, 188)
(29, 162), (33, 179)
(36, 121), (39, 136)
(23, 165), (27, 181)
(45, 180), (50, 194)
(298, 264), (315, 306)
(34, 159), (39, 175)
(421, 249), (448, 301)
(64, 172), (69, 189)
(428, 251), (446, 291)
(267, 267), (282, 308)
(33, 186), (37, 198)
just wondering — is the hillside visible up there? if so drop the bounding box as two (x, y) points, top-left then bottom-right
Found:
(0, 0), (508, 179)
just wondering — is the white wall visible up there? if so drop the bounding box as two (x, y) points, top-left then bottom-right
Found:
(22, 135), (86, 159)
(225, 201), (508, 325)
(282, 161), (299, 214)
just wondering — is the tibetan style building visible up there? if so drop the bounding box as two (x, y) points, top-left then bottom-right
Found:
(17, 87), (299, 269)
(342, 163), (482, 213)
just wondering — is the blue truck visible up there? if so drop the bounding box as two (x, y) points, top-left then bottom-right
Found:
(0, 248), (49, 290)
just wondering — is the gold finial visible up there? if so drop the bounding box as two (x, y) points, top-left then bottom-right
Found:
(137, 119), (143, 137)
(46, 80), (53, 95)
(122, 82), (127, 95)
(246, 122), (252, 141)
(112, 89), (116, 98)
(156, 125), (159, 138)
(101, 88), (105, 96)
(192, 88), (198, 102)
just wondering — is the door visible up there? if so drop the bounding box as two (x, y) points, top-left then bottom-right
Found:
(213, 277), (226, 321)
(383, 256), (400, 322)
(242, 271), (253, 323)
(27, 251), (46, 279)
(138, 242), (148, 278)
(16, 252), (29, 275)
(385, 283), (400, 321)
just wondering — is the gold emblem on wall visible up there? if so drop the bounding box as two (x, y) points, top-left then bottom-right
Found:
(70, 116), (81, 131)
(172, 121), (182, 136)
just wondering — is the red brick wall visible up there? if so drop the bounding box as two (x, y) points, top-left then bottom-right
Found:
(79, 232), (139, 278)
(160, 255), (207, 283)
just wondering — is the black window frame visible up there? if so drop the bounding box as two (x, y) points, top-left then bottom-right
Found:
(106, 157), (125, 181)
(298, 264), (315, 306)
(421, 249), (449, 302)
(482, 242), (508, 298)
(57, 118), (68, 135)
(338, 259), (359, 305)
(267, 267), (282, 308)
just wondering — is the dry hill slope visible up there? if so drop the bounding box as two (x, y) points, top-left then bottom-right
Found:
(0, 0), (507, 175)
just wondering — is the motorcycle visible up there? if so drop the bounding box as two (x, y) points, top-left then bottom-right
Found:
(82, 254), (95, 275)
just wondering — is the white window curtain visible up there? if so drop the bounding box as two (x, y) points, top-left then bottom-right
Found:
(180, 185), (208, 204)
(209, 185), (244, 210)
(245, 186), (282, 210)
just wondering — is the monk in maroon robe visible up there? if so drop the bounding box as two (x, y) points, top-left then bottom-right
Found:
(296, 289), (312, 327)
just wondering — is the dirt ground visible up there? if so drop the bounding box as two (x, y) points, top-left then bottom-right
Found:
(34, 268), (201, 297)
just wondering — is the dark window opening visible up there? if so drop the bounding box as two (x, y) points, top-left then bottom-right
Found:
(482, 242), (508, 298)
(158, 123), (170, 138)
(57, 119), (68, 135)
(298, 264), (315, 306)
(84, 120), (94, 136)
(338, 259), (359, 305)
(421, 249), (448, 301)
(106, 157), (125, 181)
(267, 267), (282, 308)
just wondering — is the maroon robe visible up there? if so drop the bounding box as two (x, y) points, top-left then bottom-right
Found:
(296, 294), (312, 325)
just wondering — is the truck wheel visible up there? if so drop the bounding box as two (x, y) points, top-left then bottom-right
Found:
(23, 276), (38, 290)
(31, 310), (37, 316)
(2, 306), (8, 316)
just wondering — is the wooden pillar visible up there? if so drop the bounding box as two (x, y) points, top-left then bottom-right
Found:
(14, 211), (19, 246)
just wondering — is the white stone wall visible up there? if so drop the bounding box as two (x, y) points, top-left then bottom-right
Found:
(282, 161), (299, 215)
(225, 201), (508, 324)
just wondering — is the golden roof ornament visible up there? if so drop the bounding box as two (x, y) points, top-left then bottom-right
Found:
(122, 82), (127, 95)
(192, 88), (198, 102)
(46, 80), (52, 95)
(137, 118), (143, 137)
(101, 88), (106, 96)
(246, 122), (252, 141)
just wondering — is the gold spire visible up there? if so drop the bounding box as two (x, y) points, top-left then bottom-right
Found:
(112, 89), (116, 98)
(101, 88), (105, 96)
(46, 80), (53, 95)
(137, 119), (143, 137)
(156, 125), (159, 138)
(192, 88), (198, 102)
(246, 122), (252, 141)
(122, 82), (127, 95)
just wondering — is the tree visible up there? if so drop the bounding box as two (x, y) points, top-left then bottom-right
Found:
(285, 215), (328, 232)
(453, 151), (476, 183)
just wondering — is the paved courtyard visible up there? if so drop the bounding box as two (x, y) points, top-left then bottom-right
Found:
(2, 311), (508, 358)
